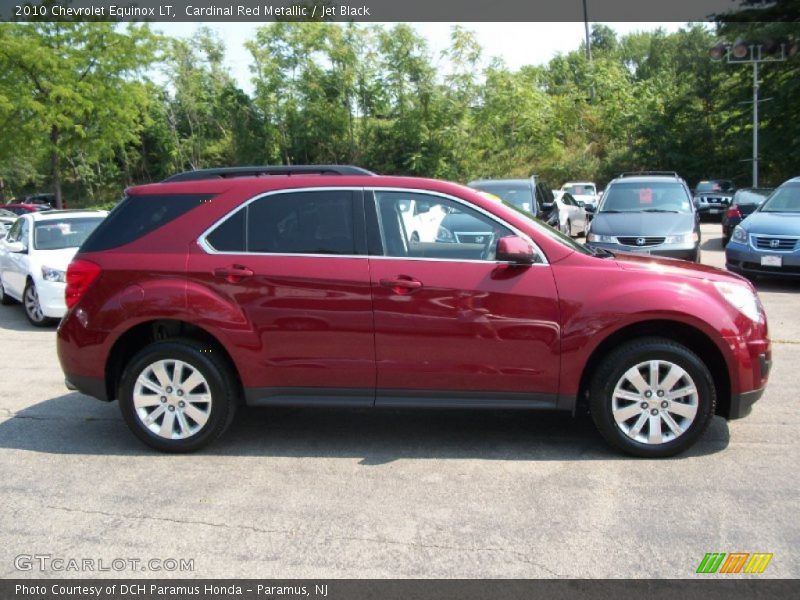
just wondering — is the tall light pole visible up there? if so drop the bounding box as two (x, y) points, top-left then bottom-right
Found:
(710, 40), (787, 187)
(582, 0), (592, 63)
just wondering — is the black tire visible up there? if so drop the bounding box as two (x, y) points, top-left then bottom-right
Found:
(23, 280), (57, 327)
(0, 277), (16, 305)
(589, 337), (716, 458)
(118, 339), (239, 452)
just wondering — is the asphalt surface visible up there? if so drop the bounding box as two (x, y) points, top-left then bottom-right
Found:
(0, 222), (797, 579)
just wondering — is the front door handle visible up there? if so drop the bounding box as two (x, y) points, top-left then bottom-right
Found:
(214, 264), (254, 283)
(380, 276), (423, 294)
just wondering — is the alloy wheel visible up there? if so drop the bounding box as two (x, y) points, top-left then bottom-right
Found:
(133, 359), (213, 440)
(611, 359), (699, 445)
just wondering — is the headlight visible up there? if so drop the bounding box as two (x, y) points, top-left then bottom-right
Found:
(713, 281), (762, 322)
(664, 232), (699, 244)
(587, 233), (616, 243)
(732, 226), (748, 244)
(436, 226), (455, 242)
(41, 266), (66, 283)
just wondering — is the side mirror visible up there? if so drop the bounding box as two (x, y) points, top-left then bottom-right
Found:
(576, 200), (585, 208)
(496, 236), (536, 265)
(584, 205), (595, 214)
(5, 241), (25, 253)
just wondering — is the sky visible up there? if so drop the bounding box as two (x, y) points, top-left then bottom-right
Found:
(154, 22), (691, 93)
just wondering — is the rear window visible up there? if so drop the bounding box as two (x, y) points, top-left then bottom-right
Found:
(80, 194), (213, 252)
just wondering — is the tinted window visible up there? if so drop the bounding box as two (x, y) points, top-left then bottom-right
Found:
(81, 194), (213, 252)
(374, 191), (512, 261)
(34, 218), (105, 250)
(600, 182), (691, 213)
(206, 209), (246, 252)
(247, 191), (355, 255)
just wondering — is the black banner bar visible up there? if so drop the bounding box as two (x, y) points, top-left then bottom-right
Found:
(2, 580), (799, 600)
(0, 0), (756, 23)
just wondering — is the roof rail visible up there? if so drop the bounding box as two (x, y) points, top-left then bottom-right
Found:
(619, 171), (680, 179)
(162, 165), (376, 183)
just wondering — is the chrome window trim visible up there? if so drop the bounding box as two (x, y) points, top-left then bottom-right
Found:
(197, 186), (549, 266)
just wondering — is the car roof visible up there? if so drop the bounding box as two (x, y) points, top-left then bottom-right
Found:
(609, 175), (685, 184)
(468, 179), (531, 186)
(26, 209), (107, 221)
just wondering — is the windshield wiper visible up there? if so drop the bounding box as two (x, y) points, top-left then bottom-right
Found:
(640, 209), (680, 213)
(599, 209), (624, 213)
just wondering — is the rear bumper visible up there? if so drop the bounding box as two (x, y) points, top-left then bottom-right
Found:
(65, 373), (109, 401)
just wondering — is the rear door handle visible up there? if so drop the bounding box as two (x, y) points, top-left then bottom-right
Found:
(380, 276), (423, 294)
(214, 264), (254, 283)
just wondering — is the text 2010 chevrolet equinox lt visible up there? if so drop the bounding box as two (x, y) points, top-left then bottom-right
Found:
(56, 166), (771, 457)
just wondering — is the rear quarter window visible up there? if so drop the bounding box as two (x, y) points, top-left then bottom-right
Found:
(80, 194), (213, 252)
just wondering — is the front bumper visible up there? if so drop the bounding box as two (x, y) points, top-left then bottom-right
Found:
(729, 387), (765, 420)
(36, 280), (67, 318)
(587, 241), (699, 262)
(726, 242), (800, 278)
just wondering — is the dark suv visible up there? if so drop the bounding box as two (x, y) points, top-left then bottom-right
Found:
(57, 166), (770, 457)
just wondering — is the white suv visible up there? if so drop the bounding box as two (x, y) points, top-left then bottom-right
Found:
(0, 210), (107, 325)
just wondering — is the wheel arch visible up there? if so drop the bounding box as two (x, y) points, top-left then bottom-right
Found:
(577, 319), (732, 418)
(104, 319), (243, 402)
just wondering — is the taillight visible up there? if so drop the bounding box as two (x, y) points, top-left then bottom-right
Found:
(726, 206), (742, 219)
(65, 259), (101, 309)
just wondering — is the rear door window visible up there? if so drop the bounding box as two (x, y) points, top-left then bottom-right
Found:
(204, 190), (358, 255)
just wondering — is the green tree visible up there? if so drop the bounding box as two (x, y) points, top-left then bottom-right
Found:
(0, 22), (157, 207)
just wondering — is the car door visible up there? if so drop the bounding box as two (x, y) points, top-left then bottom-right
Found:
(188, 188), (376, 404)
(4, 217), (30, 298)
(563, 193), (585, 230)
(367, 189), (561, 407)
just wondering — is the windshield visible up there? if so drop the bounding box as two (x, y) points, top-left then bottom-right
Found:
(33, 218), (104, 250)
(562, 184), (595, 196)
(760, 182), (800, 213)
(471, 183), (535, 214)
(695, 180), (734, 193)
(501, 200), (593, 256)
(599, 181), (692, 213)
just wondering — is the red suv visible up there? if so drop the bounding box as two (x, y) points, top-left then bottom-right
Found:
(57, 166), (771, 457)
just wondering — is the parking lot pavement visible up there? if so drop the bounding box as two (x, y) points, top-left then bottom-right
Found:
(0, 222), (798, 579)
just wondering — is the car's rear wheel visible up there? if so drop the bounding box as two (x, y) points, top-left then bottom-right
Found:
(23, 280), (57, 327)
(589, 337), (716, 458)
(118, 339), (238, 452)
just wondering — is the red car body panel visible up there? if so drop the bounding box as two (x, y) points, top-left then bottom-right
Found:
(57, 175), (770, 418)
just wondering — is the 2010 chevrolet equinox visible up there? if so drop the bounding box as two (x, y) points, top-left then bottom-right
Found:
(57, 166), (771, 457)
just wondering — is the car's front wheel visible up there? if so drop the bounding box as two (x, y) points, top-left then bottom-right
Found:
(23, 280), (57, 327)
(118, 339), (238, 452)
(589, 337), (716, 458)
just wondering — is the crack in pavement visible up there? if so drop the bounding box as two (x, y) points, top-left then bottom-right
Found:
(0, 408), (118, 421)
(43, 504), (561, 576)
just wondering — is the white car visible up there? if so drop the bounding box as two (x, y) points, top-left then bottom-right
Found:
(552, 191), (588, 237)
(0, 210), (107, 326)
(397, 197), (447, 243)
(561, 181), (599, 209)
